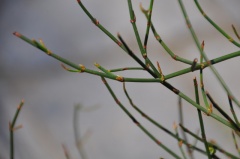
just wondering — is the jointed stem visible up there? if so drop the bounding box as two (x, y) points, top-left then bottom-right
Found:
(193, 78), (211, 159)
(178, 0), (240, 108)
(123, 82), (207, 156)
(127, 0), (160, 77)
(194, 0), (240, 47)
(180, 124), (239, 159)
(10, 100), (24, 159)
(101, 77), (181, 159)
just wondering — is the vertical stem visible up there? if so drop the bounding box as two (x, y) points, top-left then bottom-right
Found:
(10, 100), (24, 159)
(193, 78), (211, 159)
(127, 0), (160, 77)
(179, 97), (194, 159)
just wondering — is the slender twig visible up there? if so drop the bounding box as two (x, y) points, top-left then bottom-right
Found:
(179, 124), (239, 159)
(10, 99), (24, 159)
(178, 0), (240, 108)
(194, 0), (240, 47)
(76, 0), (129, 53)
(117, 34), (158, 78)
(228, 95), (240, 126)
(101, 77), (182, 158)
(232, 131), (240, 157)
(123, 82), (212, 156)
(232, 24), (240, 41)
(200, 59), (211, 112)
(206, 92), (240, 132)
(164, 49), (240, 80)
(140, 4), (193, 65)
(178, 97), (194, 159)
(74, 104), (88, 159)
(193, 78), (211, 159)
(109, 67), (144, 72)
(191, 58), (198, 72)
(127, 0), (160, 76)
(173, 123), (188, 159)
(143, 0), (154, 50)
(62, 144), (71, 159)
(14, 32), (236, 129)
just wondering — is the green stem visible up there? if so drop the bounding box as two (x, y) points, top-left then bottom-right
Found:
(200, 66), (210, 110)
(101, 77), (181, 159)
(123, 82), (207, 155)
(178, 0), (240, 108)
(180, 124), (239, 159)
(143, 0), (154, 49)
(232, 131), (240, 157)
(174, 125), (188, 159)
(109, 67), (144, 72)
(10, 100), (24, 159)
(228, 95), (240, 126)
(206, 92), (240, 132)
(194, 0), (240, 47)
(193, 78), (211, 159)
(127, 0), (160, 77)
(178, 97), (194, 159)
(140, 4), (193, 65)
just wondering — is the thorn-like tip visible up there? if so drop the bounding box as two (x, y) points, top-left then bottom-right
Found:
(94, 62), (100, 67)
(117, 32), (121, 38)
(61, 63), (70, 71)
(139, 3), (143, 11)
(13, 32), (21, 37)
(77, 0), (81, 3)
(173, 122), (177, 130)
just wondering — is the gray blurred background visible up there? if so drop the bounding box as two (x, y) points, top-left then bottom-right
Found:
(1, 0), (240, 158)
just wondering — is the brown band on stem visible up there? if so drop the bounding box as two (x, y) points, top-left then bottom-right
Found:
(116, 75), (124, 82)
(155, 35), (160, 41)
(143, 53), (147, 59)
(117, 41), (122, 46)
(173, 55), (178, 60)
(101, 77), (107, 84)
(130, 16), (136, 23)
(92, 19), (99, 25)
(156, 140), (161, 145)
(115, 99), (120, 105)
(79, 64), (86, 72)
(228, 37), (234, 42)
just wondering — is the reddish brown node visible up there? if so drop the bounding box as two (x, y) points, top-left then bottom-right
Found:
(92, 19), (99, 25)
(147, 21), (151, 26)
(115, 99), (120, 105)
(143, 53), (147, 59)
(155, 35), (160, 40)
(101, 78), (107, 84)
(13, 32), (21, 37)
(117, 41), (122, 47)
(173, 55), (178, 60)
(156, 140), (161, 145)
(130, 16), (136, 23)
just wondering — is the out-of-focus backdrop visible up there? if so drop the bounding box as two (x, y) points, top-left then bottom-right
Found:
(1, 0), (240, 158)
